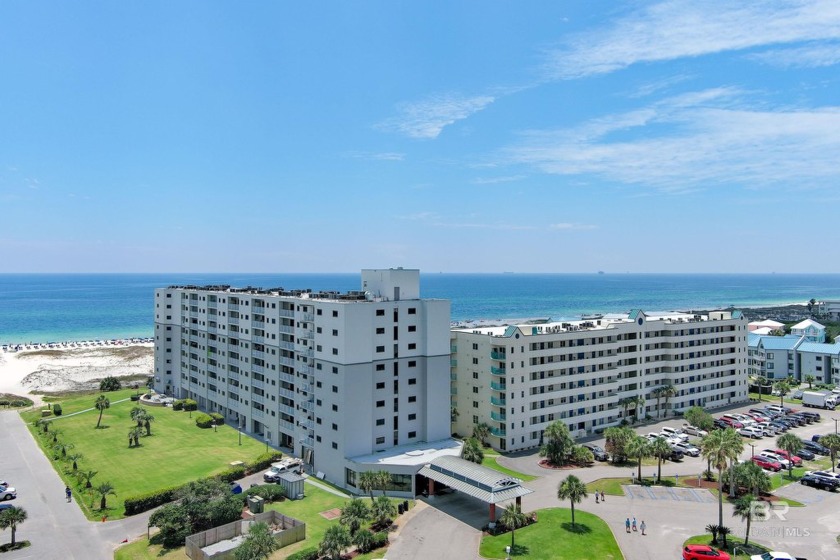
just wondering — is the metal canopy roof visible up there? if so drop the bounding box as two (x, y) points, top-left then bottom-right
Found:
(418, 455), (534, 504)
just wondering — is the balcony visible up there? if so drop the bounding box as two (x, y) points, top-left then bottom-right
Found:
(490, 366), (506, 376)
(490, 350), (507, 361)
(490, 426), (507, 437)
(490, 381), (507, 391)
(490, 396), (506, 407)
(490, 411), (506, 422)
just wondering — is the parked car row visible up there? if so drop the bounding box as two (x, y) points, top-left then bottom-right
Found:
(714, 406), (820, 441)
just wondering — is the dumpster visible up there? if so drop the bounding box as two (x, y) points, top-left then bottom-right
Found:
(247, 495), (264, 514)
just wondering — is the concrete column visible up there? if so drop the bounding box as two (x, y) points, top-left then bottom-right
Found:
(427, 478), (434, 496)
(489, 502), (496, 521)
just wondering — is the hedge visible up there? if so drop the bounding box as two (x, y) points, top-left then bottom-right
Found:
(52, 404), (63, 416)
(172, 399), (198, 412)
(244, 484), (286, 503)
(245, 452), (283, 475)
(172, 400), (184, 411)
(286, 547), (319, 560)
(195, 413), (214, 428)
(124, 486), (180, 516)
(217, 466), (246, 483)
(210, 412), (225, 425)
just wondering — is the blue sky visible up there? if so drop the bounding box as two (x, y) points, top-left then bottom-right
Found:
(2, 1), (839, 273)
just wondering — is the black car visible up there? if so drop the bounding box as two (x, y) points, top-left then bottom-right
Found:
(801, 472), (840, 491)
(796, 448), (816, 461)
(799, 411), (821, 422)
(669, 447), (685, 461)
(783, 415), (805, 427)
(802, 439), (829, 455)
(712, 419), (729, 430)
(812, 434), (826, 442)
(790, 413), (814, 424)
(769, 421), (789, 432)
(583, 444), (609, 461)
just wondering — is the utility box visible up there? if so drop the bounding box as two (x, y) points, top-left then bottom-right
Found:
(277, 472), (305, 500)
(248, 495), (264, 514)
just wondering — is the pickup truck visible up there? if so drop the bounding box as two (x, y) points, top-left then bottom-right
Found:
(263, 458), (303, 482)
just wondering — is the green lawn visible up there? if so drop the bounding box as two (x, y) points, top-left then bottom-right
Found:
(22, 389), (267, 520)
(769, 467), (806, 490)
(586, 477), (628, 496)
(480, 508), (621, 559)
(684, 534), (770, 560)
(481, 453), (538, 482)
(115, 484), (408, 560)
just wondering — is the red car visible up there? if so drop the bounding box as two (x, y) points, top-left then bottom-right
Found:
(745, 413), (769, 423)
(752, 455), (782, 472)
(683, 544), (731, 560)
(773, 449), (802, 466)
(719, 417), (744, 429)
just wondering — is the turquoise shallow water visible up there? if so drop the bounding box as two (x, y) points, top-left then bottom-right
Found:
(1, 273), (839, 344)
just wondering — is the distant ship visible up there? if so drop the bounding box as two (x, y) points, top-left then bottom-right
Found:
(598, 271), (605, 275)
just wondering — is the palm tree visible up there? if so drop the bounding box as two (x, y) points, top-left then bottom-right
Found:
(804, 374), (815, 389)
(353, 529), (375, 554)
(776, 433), (803, 480)
(773, 380), (789, 408)
(756, 376), (768, 401)
(820, 433), (840, 473)
(499, 503), (528, 549)
(540, 421), (575, 466)
(129, 426), (143, 447)
(319, 525), (351, 560)
(717, 525), (732, 550)
(371, 495), (396, 529)
(143, 412), (155, 435)
(0, 506), (27, 547)
(705, 523), (720, 545)
(50, 427), (64, 443)
(661, 385), (677, 418)
(618, 397), (632, 421)
(95, 481), (116, 510)
(78, 469), (98, 489)
(556, 474), (587, 528)
(701, 428), (743, 528)
(604, 426), (633, 463)
(339, 499), (370, 535)
(472, 422), (491, 446)
(374, 471), (391, 497)
(649, 437), (672, 483)
(67, 452), (83, 471)
(34, 418), (50, 434)
(234, 521), (279, 560)
(651, 386), (666, 419)
(358, 471), (378, 500)
(626, 435), (650, 483)
(635, 395), (646, 419)
(462, 437), (485, 464)
(130, 406), (145, 427)
(737, 461), (771, 497)
(94, 395), (110, 428)
(53, 441), (74, 459)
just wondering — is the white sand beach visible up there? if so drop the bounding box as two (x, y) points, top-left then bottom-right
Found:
(0, 343), (154, 405)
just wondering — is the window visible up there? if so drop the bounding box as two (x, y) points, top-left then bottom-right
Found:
(332, 366), (338, 374)
(376, 345), (385, 353)
(472, 387), (479, 394)
(332, 442), (338, 449)
(317, 309), (322, 315)
(332, 348), (338, 355)
(472, 401), (478, 408)
(316, 381), (322, 388)
(316, 345), (322, 352)
(408, 378), (416, 385)
(472, 358), (478, 365)
(408, 308), (416, 314)
(408, 413), (416, 420)
(408, 396), (416, 403)
(376, 436), (385, 444)
(376, 364), (385, 371)
(316, 435), (322, 442)
(472, 343), (478, 350)
(408, 343), (416, 350)
(332, 423), (338, 431)
(376, 400), (385, 407)
(332, 329), (338, 336)
(316, 327), (322, 334)
(316, 417), (322, 424)
(472, 372), (478, 379)
(408, 431), (416, 438)
(332, 404), (338, 412)
(332, 385), (338, 393)
(376, 418), (385, 426)
(408, 360), (416, 367)
(376, 382), (385, 389)
(408, 325), (416, 332)
(376, 327), (385, 334)
(376, 309), (385, 316)
(332, 310), (338, 317)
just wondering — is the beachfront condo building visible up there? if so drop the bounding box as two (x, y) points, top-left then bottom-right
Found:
(153, 268), (456, 494)
(450, 310), (749, 452)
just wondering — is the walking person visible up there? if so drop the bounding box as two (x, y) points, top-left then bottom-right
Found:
(632, 517), (637, 532)
(65, 486), (72, 503)
(625, 518), (631, 533)
(595, 492), (599, 503)
(640, 520), (647, 536)
(600, 490), (605, 502)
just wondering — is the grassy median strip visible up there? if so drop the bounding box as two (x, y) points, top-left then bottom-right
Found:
(481, 453), (538, 482)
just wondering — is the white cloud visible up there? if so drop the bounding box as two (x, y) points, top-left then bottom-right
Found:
(505, 90), (840, 191)
(471, 175), (526, 185)
(378, 93), (495, 139)
(344, 151), (405, 161)
(748, 41), (840, 67)
(550, 223), (598, 231)
(545, 0), (840, 79)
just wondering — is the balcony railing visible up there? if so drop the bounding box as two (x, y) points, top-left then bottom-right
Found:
(490, 381), (507, 391)
(490, 396), (506, 406)
(490, 350), (507, 360)
(490, 411), (506, 422)
(490, 366), (506, 376)
(490, 427), (506, 437)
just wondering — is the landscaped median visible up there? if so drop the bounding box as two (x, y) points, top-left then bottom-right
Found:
(479, 508), (622, 559)
(481, 452), (538, 482)
(21, 388), (269, 520)
(683, 534), (771, 560)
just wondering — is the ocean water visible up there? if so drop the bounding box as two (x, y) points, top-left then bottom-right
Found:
(1, 273), (839, 345)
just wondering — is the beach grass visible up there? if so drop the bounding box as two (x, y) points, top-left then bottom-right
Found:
(479, 508), (622, 559)
(22, 389), (267, 520)
(114, 485), (406, 560)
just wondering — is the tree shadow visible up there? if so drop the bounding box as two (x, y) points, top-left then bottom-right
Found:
(509, 544), (529, 556)
(95, 425), (110, 430)
(561, 522), (592, 534)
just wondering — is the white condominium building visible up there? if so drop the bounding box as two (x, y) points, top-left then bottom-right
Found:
(153, 268), (453, 493)
(451, 310), (749, 452)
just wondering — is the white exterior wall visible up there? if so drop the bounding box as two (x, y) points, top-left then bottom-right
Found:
(763, 350), (796, 380)
(799, 352), (836, 385)
(452, 311), (749, 452)
(153, 269), (450, 490)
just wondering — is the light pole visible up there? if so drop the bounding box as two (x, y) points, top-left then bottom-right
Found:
(212, 420), (217, 433)
(748, 443), (755, 458)
(238, 418), (243, 446)
(834, 418), (839, 435)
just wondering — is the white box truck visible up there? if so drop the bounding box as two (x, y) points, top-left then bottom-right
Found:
(802, 391), (837, 409)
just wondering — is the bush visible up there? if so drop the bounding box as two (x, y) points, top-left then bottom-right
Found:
(0, 399), (9, 407)
(210, 412), (224, 425)
(244, 484), (286, 503)
(124, 486), (180, 516)
(372, 531), (389, 548)
(100, 376), (122, 392)
(130, 394), (141, 401)
(195, 413), (213, 428)
(52, 404), (62, 416)
(216, 466), (246, 483)
(246, 452), (283, 474)
(11, 400), (28, 407)
(183, 399), (198, 411)
(172, 400), (184, 411)
(286, 547), (319, 560)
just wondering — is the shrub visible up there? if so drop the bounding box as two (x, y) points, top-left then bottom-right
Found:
(216, 466), (246, 483)
(244, 484), (286, 503)
(195, 413), (213, 428)
(245, 452), (283, 474)
(172, 400), (184, 411)
(130, 394), (141, 401)
(11, 400), (28, 407)
(372, 531), (389, 548)
(0, 399), (9, 407)
(52, 404), (63, 416)
(210, 412), (224, 425)
(286, 547), (319, 560)
(100, 376), (122, 392)
(124, 486), (180, 516)
(183, 399), (198, 411)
